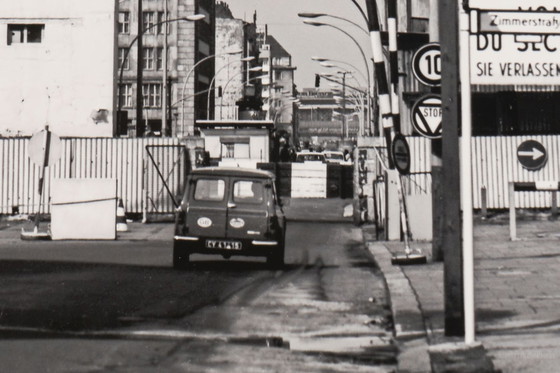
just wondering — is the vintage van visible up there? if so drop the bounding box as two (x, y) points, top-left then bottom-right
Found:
(173, 167), (286, 268)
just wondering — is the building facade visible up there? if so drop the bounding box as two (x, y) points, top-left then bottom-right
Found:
(0, 0), (117, 137)
(297, 88), (360, 147)
(117, 0), (215, 138)
(258, 29), (297, 134)
(214, 2), (261, 121)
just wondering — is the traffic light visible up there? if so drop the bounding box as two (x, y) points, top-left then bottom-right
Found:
(315, 74), (320, 87)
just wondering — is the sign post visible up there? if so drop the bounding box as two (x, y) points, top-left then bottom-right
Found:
(22, 126), (62, 240)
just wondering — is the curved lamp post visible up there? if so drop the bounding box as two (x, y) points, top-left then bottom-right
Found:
(117, 14), (204, 137)
(206, 56), (255, 119)
(179, 49), (242, 135)
(305, 19), (373, 137)
(303, 20), (371, 86)
(298, 12), (369, 35)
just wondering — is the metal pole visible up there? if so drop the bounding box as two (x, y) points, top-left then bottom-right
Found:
(459, 9), (475, 346)
(431, 0), (444, 262)
(136, 0), (144, 137)
(364, 1), (394, 167)
(162, 0), (168, 135)
(342, 72), (347, 139)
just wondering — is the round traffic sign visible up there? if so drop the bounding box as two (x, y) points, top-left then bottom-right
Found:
(28, 128), (62, 167)
(411, 94), (442, 139)
(517, 140), (547, 171)
(392, 134), (411, 175)
(412, 43), (441, 87)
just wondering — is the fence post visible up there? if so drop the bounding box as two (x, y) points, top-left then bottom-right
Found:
(551, 191), (558, 219)
(481, 186), (487, 219)
(509, 182), (516, 241)
(142, 150), (148, 223)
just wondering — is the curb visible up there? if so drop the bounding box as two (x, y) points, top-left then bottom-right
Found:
(365, 240), (431, 373)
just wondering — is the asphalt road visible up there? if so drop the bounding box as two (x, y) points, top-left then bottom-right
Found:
(0, 209), (396, 372)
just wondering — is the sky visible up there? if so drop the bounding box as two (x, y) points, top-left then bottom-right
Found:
(224, 0), (373, 89)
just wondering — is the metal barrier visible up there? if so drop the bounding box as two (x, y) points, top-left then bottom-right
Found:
(509, 181), (560, 240)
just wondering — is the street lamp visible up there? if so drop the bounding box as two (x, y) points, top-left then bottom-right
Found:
(305, 19), (374, 136)
(298, 12), (369, 35)
(117, 14), (204, 137)
(206, 56), (255, 119)
(179, 49), (243, 135)
(303, 20), (371, 85)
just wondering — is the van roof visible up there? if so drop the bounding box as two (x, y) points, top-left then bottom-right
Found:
(190, 167), (275, 179)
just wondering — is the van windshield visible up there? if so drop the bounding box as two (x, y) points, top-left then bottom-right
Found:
(233, 180), (264, 203)
(194, 178), (225, 201)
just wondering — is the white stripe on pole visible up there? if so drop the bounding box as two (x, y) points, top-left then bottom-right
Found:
(459, 9), (475, 345)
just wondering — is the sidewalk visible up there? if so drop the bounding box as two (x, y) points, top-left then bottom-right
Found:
(365, 215), (560, 372)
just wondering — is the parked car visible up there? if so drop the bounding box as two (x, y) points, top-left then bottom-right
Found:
(295, 151), (326, 163)
(173, 167), (286, 268)
(322, 151), (345, 164)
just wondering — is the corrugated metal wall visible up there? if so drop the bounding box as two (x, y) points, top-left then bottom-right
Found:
(0, 137), (184, 215)
(2, 135), (560, 215)
(377, 135), (560, 210)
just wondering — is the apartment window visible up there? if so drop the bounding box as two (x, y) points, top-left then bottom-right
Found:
(118, 48), (129, 70)
(142, 83), (161, 107)
(157, 12), (170, 34)
(143, 12), (156, 34)
(118, 12), (130, 34)
(119, 84), (133, 108)
(7, 24), (44, 45)
(156, 47), (164, 70)
(143, 47), (155, 70)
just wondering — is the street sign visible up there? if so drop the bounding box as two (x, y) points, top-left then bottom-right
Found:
(411, 94), (442, 139)
(479, 11), (560, 34)
(28, 128), (62, 167)
(391, 134), (411, 175)
(517, 139), (547, 170)
(467, 0), (559, 11)
(412, 43), (441, 87)
(470, 33), (560, 85)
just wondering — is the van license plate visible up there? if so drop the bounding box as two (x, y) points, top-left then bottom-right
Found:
(206, 240), (242, 250)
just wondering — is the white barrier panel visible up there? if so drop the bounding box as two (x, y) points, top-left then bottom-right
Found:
(50, 178), (117, 240)
(291, 163), (327, 198)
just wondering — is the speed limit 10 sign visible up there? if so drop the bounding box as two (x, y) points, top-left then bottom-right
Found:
(412, 43), (441, 87)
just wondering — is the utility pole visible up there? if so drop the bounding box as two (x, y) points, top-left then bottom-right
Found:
(136, 0), (144, 137)
(438, 0), (464, 336)
(430, 0), (443, 261)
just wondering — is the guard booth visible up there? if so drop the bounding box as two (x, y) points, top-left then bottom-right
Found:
(195, 120), (274, 168)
